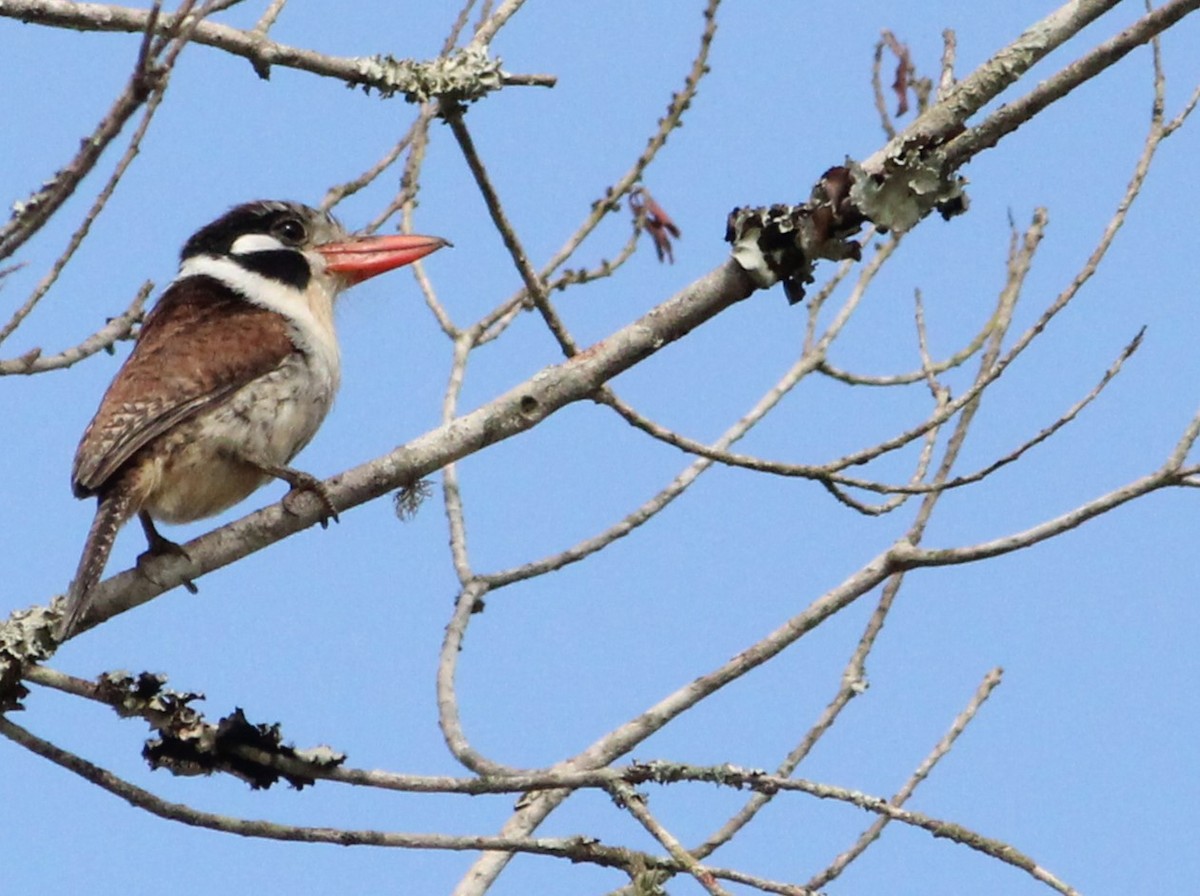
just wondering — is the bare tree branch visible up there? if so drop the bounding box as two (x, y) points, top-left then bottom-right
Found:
(0, 0), (555, 92)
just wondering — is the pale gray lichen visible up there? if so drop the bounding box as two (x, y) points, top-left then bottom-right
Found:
(0, 604), (60, 710)
(729, 221), (775, 289)
(10, 175), (62, 219)
(355, 45), (505, 103)
(726, 206), (816, 291)
(0, 604), (58, 662)
(728, 150), (967, 301)
(292, 744), (347, 768)
(848, 153), (967, 234)
(725, 187), (863, 304)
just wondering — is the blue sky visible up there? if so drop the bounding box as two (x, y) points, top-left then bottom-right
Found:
(3, 3), (1199, 894)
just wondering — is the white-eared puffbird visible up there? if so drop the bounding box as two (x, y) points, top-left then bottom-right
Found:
(58, 200), (447, 639)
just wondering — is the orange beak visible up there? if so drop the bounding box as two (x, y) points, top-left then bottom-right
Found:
(317, 233), (449, 285)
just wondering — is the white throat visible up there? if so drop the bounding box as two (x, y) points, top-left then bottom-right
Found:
(178, 254), (342, 394)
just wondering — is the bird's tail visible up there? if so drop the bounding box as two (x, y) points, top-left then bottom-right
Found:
(58, 489), (136, 640)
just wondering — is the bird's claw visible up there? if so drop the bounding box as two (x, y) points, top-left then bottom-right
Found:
(282, 472), (340, 528)
(136, 537), (199, 594)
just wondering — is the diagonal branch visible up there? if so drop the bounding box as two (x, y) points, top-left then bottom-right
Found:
(32, 259), (758, 638)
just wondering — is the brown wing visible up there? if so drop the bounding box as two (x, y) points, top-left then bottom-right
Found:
(72, 277), (296, 497)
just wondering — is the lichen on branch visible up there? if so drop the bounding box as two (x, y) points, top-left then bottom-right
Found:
(353, 45), (506, 103)
(726, 148), (967, 303)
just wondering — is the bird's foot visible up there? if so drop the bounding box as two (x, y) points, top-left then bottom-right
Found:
(234, 454), (340, 528)
(280, 471), (340, 528)
(137, 515), (199, 594)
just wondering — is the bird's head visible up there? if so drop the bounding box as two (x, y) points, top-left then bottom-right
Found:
(180, 199), (447, 296)
(172, 199), (447, 374)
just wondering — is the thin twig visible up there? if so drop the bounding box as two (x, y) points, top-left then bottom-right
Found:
(0, 282), (151, 375)
(0, 0), (180, 270)
(807, 669), (1005, 889)
(443, 106), (578, 356)
(607, 782), (733, 896)
(468, 0), (720, 345)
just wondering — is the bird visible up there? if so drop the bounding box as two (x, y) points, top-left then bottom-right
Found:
(56, 200), (447, 640)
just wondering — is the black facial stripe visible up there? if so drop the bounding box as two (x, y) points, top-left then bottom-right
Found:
(234, 249), (312, 290)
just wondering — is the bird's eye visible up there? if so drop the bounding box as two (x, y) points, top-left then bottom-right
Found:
(272, 217), (308, 245)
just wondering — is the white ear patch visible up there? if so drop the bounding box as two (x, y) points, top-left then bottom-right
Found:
(230, 232), (288, 255)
